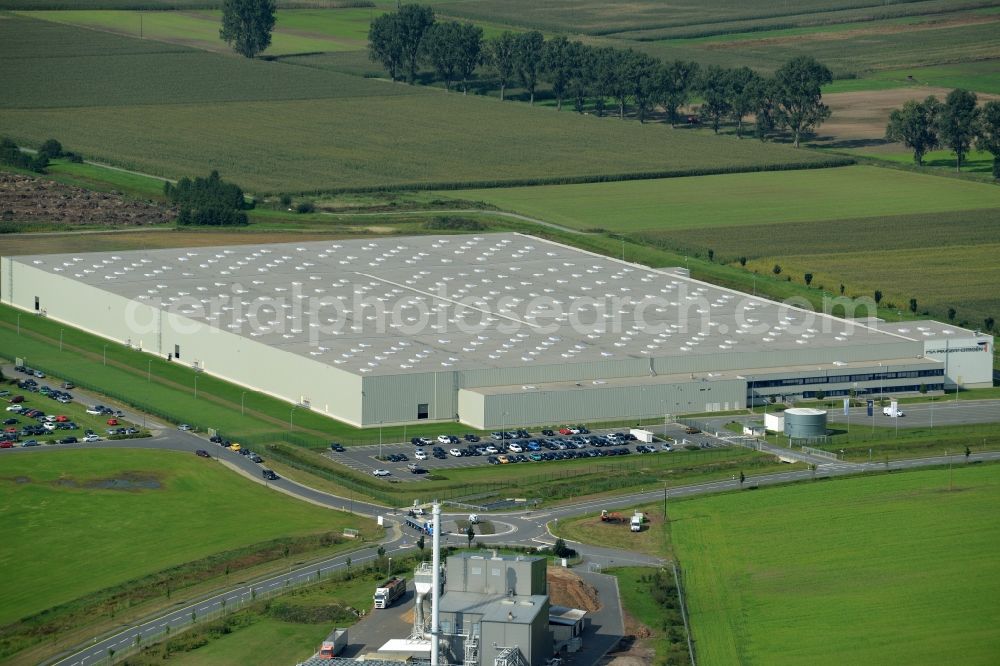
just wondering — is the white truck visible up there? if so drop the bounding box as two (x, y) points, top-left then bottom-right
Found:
(630, 512), (644, 532)
(374, 576), (406, 609)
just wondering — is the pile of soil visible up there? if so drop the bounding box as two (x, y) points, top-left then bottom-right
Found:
(547, 566), (601, 612)
(0, 173), (176, 226)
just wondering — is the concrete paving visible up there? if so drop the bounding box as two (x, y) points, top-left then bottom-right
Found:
(565, 571), (625, 666)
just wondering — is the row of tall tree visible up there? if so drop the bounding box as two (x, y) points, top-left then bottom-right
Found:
(886, 90), (1000, 178)
(368, 5), (833, 145)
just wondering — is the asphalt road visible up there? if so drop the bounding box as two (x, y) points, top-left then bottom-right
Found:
(24, 429), (1000, 666)
(5, 378), (996, 666)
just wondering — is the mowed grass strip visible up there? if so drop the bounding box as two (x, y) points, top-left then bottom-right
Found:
(446, 165), (1000, 232)
(0, 94), (839, 192)
(0, 448), (348, 626)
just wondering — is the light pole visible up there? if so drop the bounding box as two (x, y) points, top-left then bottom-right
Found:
(16, 313), (20, 335)
(387, 556), (393, 578)
(241, 391), (247, 416)
(147, 359), (152, 383)
(59, 329), (64, 351)
(103, 344), (108, 366)
(194, 375), (198, 399)
(290, 406), (297, 431)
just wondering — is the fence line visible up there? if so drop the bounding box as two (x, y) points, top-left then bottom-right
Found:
(672, 561), (697, 666)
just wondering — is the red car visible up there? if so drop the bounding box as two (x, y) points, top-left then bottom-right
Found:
(558, 428), (572, 435)
(55, 415), (69, 422)
(107, 418), (119, 426)
(0, 441), (13, 449)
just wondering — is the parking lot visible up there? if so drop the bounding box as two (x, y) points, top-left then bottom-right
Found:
(326, 422), (724, 481)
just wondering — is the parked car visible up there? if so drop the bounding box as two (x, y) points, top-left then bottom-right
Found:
(414, 449), (427, 460)
(178, 423), (192, 431)
(195, 449), (211, 458)
(449, 448), (463, 457)
(33, 370), (45, 378)
(86, 406), (103, 415)
(541, 429), (555, 437)
(508, 442), (524, 453)
(249, 453), (263, 463)
(463, 433), (480, 442)
(10, 395), (25, 404)
(58, 436), (78, 444)
(330, 442), (345, 452)
(0, 441), (13, 448)
(21, 439), (40, 447)
(372, 469), (391, 477)
(418, 437), (433, 446)
(83, 434), (101, 442)
(685, 426), (701, 434)
(107, 418), (119, 426)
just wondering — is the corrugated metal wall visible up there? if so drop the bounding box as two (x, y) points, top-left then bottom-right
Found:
(361, 371), (457, 425)
(473, 379), (747, 428)
(4, 262), (365, 425)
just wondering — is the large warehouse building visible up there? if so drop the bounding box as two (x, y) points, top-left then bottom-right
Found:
(2, 233), (992, 429)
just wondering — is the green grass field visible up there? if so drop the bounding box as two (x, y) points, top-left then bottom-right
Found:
(0, 448), (352, 626)
(0, 13), (845, 192)
(445, 165), (1000, 232)
(0, 96), (840, 194)
(159, 618), (330, 665)
(844, 149), (997, 179)
(19, 8), (375, 55)
(748, 244), (1000, 326)
(668, 465), (1000, 665)
(825, 60), (1000, 95)
(440, 1), (1000, 78)
(634, 206), (1000, 325)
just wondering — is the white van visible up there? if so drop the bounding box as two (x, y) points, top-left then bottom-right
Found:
(882, 406), (904, 417)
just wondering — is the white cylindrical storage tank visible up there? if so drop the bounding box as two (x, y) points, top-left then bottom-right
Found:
(783, 408), (828, 438)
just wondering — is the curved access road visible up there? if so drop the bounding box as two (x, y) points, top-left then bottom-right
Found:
(15, 430), (998, 666)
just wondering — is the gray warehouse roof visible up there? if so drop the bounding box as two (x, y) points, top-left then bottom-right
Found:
(10, 233), (915, 376)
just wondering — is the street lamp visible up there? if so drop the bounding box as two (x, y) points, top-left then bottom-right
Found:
(387, 556), (393, 578)
(290, 405), (297, 431)
(103, 344), (108, 366)
(241, 391), (247, 416)
(16, 313), (21, 335)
